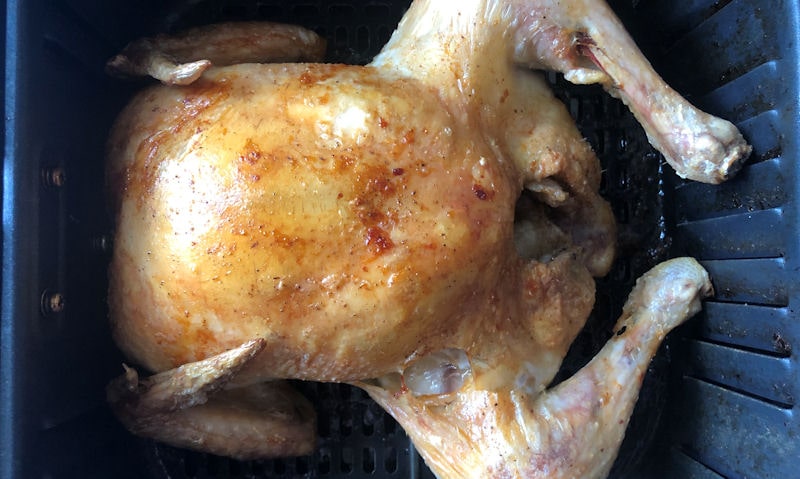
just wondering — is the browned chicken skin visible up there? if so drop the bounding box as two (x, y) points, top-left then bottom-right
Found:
(105, 0), (748, 474)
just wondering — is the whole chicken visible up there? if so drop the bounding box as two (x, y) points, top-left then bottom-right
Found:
(105, 0), (748, 477)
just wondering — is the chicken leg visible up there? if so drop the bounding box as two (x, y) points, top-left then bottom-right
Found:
(508, 0), (750, 183)
(375, 0), (750, 184)
(360, 257), (712, 478)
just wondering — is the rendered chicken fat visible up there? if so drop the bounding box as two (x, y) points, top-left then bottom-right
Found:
(106, 0), (747, 476)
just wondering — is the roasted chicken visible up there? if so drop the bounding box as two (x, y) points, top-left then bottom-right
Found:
(105, 0), (748, 476)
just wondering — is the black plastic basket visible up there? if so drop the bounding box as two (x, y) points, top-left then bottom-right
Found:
(2, 1), (798, 478)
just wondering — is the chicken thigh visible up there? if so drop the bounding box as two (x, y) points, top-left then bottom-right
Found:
(105, 0), (748, 474)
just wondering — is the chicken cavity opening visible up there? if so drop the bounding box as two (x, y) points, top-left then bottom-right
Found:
(513, 190), (570, 262)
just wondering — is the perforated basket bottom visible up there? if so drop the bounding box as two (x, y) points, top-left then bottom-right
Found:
(136, 1), (672, 478)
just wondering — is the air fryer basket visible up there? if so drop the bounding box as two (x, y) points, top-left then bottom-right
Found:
(2, 0), (798, 478)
